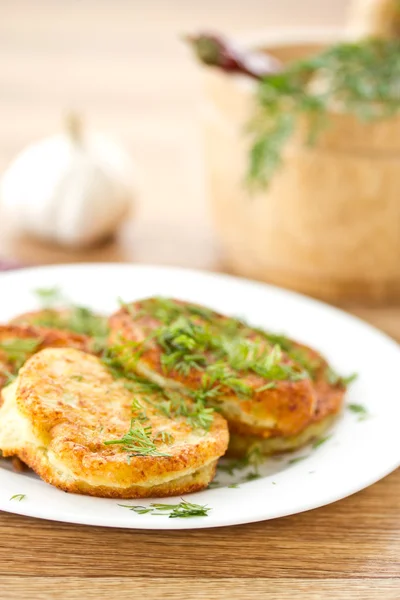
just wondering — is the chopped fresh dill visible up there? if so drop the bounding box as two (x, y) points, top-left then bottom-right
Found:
(10, 494), (26, 502)
(0, 366), (17, 384)
(208, 480), (221, 489)
(154, 430), (175, 445)
(348, 403), (369, 421)
(326, 367), (358, 387)
(102, 344), (215, 432)
(131, 397), (149, 423)
(312, 434), (332, 449)
(35, 286), (64, 307)
(119, 498), (211, 518)
(71, 374), (84, 382)
(33, 287), (109, 341)
(256, 381), (276, 392)
(245, 472), (261, 482)
(104, 419), (171, 458)
(228, 483), (240, 488)
(0, 338), (42, 371)
(218, 443), (264, 478)
(118, 298), (317, 415)
(288, 455), (309, 465)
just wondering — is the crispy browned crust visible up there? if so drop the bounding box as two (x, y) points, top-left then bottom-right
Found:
(0, 324), (92, 394)
(288, 340), (346, 423)
(0, 348), (228, 498)
(11, 447), (218, 498)
(108, 299), (318, 439)
(227, 343), (345, 456)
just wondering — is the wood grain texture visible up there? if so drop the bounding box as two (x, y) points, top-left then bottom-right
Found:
(1, 578), (400, 600)
(0, 1), (399, 598)
(0, 470), (399, 579)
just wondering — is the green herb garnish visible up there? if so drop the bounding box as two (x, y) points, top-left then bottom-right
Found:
(218, 443), (263, 478)
(0, 366), (17, 384)
(312, 435), (332, 449)
(34, 287), (108, 341)
(119, 498), (211, 518)
(10, 494), (26, 502)
(35, 286), (64, 307)
(348, 403), (369, 420)
(249, 38), (400, 186)
(288, 455), (309, 465)
(326, 367), (358, 387)
(0, 338), (42, 371)
(104, 419), (171, 458)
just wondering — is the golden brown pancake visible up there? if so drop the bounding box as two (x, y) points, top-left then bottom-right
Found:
(0, 324), (92, 394)
(108, 297), (341, 456)
(10, 307), (108, 339)
(0, 348), (228, 498)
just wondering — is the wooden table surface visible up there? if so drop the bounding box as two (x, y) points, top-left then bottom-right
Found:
(0, 2), (399, 598)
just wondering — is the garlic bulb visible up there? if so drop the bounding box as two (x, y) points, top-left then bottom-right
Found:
(347, 0), (400, 39)
(0, 115), (136, 247)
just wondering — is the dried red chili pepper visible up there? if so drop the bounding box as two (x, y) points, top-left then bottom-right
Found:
(185, 32), (281, 79)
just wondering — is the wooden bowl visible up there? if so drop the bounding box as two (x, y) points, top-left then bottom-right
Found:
(201, 29), (400, 303)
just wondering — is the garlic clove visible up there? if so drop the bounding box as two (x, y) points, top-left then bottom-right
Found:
(0, 119), (136, 248)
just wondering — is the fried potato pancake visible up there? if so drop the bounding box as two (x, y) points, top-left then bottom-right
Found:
(10, 307), (108, 339)
(108, 298), (321, 442)
(0, 324), (92, 394)
(109, 298), (346, 456)
(0, 348), (228, 498)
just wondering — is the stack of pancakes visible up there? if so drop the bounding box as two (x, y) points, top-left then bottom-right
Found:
(0, 297), (347, 498)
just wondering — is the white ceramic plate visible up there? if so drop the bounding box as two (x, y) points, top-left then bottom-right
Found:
(0, 264), (399, 529)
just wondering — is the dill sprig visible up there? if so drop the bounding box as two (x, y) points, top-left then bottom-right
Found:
(0, 338), (42, 371)
(119, 498), (211, 518)
(218, 443), (263, 477)
(102, 346), (215, 432)
(104, 419), (171, 458)
(348, 403), (369, 421)
(34, 287), (108, 341)
(138, 298), (307, 391)
(9, 494), (26, 502)
(249, 38), (400, 186)
(0, 366), (17, 384)
(326, 367), (358, 388)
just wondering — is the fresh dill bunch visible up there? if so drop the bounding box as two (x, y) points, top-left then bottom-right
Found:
(249, 38), (400, 186)
(119, 498), (211, 518)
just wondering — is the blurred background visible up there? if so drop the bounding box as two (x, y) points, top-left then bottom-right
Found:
(0, 0), (350, 268)
(2, 0), (400, 339)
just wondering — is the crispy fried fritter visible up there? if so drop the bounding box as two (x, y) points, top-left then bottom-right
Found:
(10, 307), (108, 339)
(109, 298), (346, 457)
(0, 324), (92, 394)
(0, 348), (228, 498)
(108, 298), (318, 442)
